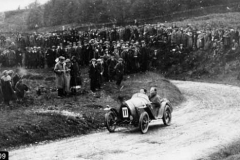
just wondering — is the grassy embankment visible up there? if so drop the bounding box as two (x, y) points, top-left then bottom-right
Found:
(207, 140), (240, 160)
(0, 68), (184, 150)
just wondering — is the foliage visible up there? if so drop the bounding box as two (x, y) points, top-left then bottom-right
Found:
(26, 1), (44, 29)
(4, 10), (27, 19)
(24, 0), (240, 28)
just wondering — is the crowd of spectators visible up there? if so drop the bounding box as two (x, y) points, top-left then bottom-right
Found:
(0, 23), (239, 69)
(0, 22), (240, 98)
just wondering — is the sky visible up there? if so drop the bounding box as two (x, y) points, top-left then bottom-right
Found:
(0, 0), (50, 12)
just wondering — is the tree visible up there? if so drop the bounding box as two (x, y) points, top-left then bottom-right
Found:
(26, 0), (44, 29)
(39, 0), (238, 27)
(105, 0), (132, 25)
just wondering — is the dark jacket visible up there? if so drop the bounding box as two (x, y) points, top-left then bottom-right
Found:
(115, 62), (124, 76)
(12, 74), (21, 90)
(149, 94), (162, 107)
(15, 82), (28, 99)
(89, 64), (98, 79)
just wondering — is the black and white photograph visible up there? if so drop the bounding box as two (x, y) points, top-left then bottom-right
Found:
(0, 0), (240, 160)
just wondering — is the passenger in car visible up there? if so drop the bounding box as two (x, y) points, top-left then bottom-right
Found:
(149, 87), (163, 118)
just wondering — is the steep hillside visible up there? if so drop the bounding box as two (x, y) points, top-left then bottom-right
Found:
(0, 10), (29, 32)
(4, 10), (29, 25)
(0, 3), (239, 33)
(167, 12), (240, 29)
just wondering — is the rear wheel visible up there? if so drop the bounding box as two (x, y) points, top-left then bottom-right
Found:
(139, 112), (149, 134)
(105, 111), (117, 132)
(163, 106), (172, 126)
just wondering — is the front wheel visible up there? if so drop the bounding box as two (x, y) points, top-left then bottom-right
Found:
(139, 111), (149, 134)
(163, 105), (172, 126)
(105, 111), (117, 132)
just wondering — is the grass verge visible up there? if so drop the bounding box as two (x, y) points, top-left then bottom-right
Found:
(206, 140), (240, 160)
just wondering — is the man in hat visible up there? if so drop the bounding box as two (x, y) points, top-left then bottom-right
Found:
(67, 44), (74, 59)
(114, 58), (124, 87)
(102, 51), (110, 82)
(88, 58), (98, 92)
(46, 46), (57, 68)
(152, 49), (159, 69)
(70, 56), (81, 95)
(15, 47), (23, 67)
(54, 56), (65, 97)
(12, 68), (21, 91)
(149, 87), (164, 118)
(125, 44), (135, 73)
(107, 55), (117, 82)
(133, 43), (140, 72)
(139, 40), (149, 72)
(76, 42), (83, 66)
(96, 58), (104, 89)
(57, 43), (66, 58)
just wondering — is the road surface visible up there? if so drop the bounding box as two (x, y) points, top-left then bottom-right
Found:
(10, 81), (240, 160)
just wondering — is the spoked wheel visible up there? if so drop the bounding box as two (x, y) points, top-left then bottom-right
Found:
(163, 106), (172, 126)
(105, 111), (117, 133)
(139, 111), (149, 134)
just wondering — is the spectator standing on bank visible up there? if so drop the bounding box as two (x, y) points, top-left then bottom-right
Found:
(89, 58), (98, 93)
(114, 58), (124, 88)
(70, 56), (82, 95)
(108, 55), (117, 82)
(54, 56), (65, 97)
(1, 70), (15, 106)
(63, 59), (72, 96)
(16, 48), (23, 67)
(12, 68), (21, 91)
(96, 58), (104, 89)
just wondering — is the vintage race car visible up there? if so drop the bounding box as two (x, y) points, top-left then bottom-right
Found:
(104, 93), (173, 134)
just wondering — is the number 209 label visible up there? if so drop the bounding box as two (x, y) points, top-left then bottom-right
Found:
(0, 151), (8, 160)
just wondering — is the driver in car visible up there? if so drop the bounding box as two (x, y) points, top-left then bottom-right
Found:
(131, 88), (151, 104)
(149, 87), (163, 118)
(125, 88), (152, 110)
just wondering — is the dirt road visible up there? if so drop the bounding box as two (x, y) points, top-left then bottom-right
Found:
(10, 81), (240, 160)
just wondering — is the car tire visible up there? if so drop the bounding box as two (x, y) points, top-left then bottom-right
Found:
(139, 111), (149, 134)
(105, 111), (117, 133)
(163, 105), (172, 126)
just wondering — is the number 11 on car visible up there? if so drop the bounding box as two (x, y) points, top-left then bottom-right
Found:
(0, 151), (9, 160)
